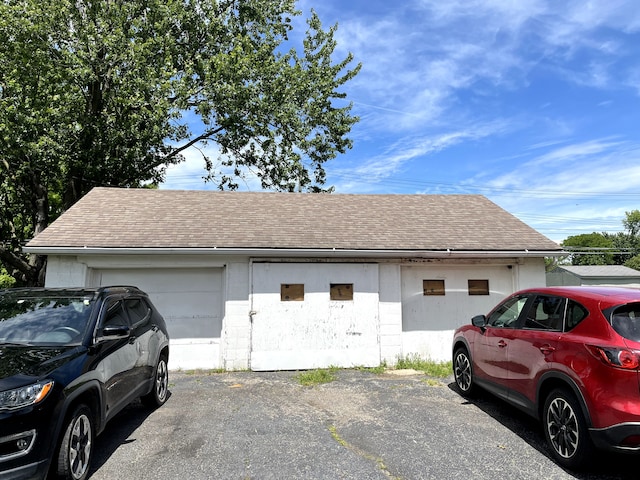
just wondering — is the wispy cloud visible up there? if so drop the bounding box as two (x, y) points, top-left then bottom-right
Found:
(310, 0), (640, 136)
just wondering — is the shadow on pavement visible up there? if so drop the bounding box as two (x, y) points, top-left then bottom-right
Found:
(447, 382), (638, 480)
(87, 391), (172, 478)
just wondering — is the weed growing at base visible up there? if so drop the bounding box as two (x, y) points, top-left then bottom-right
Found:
(296, 367), (338, 386)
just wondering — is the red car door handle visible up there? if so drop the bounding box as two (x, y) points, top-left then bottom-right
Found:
(539, 345), (555, 355)
(498, 340), (507, 348)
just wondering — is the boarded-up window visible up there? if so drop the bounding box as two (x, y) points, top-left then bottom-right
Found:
(330, 283), (353, 301)
(468, 279), (490, 296)
(281, 284), (304, 301)
(423, 280), (445, 296)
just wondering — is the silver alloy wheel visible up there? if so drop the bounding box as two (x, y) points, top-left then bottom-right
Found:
(546, 396), (579, 459)
(155, 358), (168, 403)
(69, 413), (92, 479)
(454, 350), (472, 392)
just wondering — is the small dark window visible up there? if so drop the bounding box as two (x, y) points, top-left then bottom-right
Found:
(468, 279), (489, 296)
(103, 300), (128, 327)
(566, 300), (588, 331)
(330, 284), (353, 301)
(281, 284), (304, 301)
(124, 298), (150, 326)
(423, 280), (445, 296)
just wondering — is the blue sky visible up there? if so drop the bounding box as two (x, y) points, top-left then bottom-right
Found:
(161, 0), (640, 244)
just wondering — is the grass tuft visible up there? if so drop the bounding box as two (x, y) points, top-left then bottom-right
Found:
(296, 367), (338, 386)
(355, 361), (387, 374)
(395, 354), (452, 378)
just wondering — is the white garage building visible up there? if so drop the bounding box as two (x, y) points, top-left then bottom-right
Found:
(24, 188), (562, 371)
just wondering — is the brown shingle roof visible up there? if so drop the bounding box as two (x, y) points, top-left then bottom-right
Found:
(26, 187), (561, 252)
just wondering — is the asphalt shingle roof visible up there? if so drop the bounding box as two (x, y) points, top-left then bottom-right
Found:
(557, 265), (640, 277)
(26, 187), (561, 252)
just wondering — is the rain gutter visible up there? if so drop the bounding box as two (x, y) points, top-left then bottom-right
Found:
(23, 246), (566, 258)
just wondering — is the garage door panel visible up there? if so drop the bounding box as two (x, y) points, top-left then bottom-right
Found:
(251, 263), (380, 371)
(98, 268), (223, 339)
(401, 265), (514, 331)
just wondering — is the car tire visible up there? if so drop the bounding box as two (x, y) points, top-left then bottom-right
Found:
(56, 404), (93, 480)
(453, 347), (475, 397)
(543, 388), (594, 470)
(141, 354), (169, 408)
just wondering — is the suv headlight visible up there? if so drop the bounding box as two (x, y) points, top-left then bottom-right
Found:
(0, 381), (54, 411)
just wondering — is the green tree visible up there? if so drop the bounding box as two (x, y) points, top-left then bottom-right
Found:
(0, 265), (16, 289)
(622, 210), (640, 237)
(0, 0), (361, 285)
(625, 255), (640, 271)
(606, 231), (636, 265)
(561, 233), (614, 265)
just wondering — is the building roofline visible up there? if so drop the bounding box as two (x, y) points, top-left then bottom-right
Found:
(23, 246), (566, 258)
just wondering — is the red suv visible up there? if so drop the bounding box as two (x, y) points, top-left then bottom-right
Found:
(452, 286), (640, 469)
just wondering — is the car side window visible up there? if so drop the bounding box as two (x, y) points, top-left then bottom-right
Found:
(566, 300), (588, 331)
(487, 296), (529, 328)
(125, 298), (150, 327)
(524, 295), (566, 331)
(102, 300), (129, 328)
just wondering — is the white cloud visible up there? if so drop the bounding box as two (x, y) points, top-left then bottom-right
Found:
(311, 0), (640, 138)
(479, 139), (640, 194)
(161, 145), (264, 191)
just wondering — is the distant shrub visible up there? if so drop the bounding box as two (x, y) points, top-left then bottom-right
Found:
(625, 255), (640, 272)
(0, 274), (16, 289)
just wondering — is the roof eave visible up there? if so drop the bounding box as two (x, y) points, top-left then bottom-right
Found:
(22, 246), (566, 258)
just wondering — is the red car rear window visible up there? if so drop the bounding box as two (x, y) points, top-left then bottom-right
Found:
(610, 303), (640, 342)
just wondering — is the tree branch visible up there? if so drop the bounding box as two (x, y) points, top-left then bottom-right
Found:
(167, 126), (226, 160)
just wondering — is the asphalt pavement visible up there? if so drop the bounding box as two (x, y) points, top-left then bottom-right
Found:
(87, 369), (638, 480)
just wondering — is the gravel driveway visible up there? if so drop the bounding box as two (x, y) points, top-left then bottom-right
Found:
(87, 369), (637, 480)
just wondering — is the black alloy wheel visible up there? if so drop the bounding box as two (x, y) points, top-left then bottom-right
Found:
(142, 354), (169, 408)
(453, 348), (475, 396)
(57, 404), (94, 480)
(543, 388), (593, 470)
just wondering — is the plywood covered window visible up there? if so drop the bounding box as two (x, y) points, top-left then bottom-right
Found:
(423, 280), (445, 296)
(330, 283), (353, 301)
(281, 284), (304, 301)
(468, 279), (490, 296)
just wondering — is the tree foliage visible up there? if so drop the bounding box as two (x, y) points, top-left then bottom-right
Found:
(0, 0), (361, 285)
(625, 255), (640, 272)
(560, 211), (640, 267)
(561, 233), (614, 265)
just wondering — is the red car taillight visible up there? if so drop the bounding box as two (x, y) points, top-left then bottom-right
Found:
(586, 345), (640, 370)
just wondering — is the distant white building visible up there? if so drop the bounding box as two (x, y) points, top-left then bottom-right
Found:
(25, 188), (563, 371)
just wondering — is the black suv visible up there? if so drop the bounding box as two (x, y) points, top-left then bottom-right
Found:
(0, 286), (170, 480)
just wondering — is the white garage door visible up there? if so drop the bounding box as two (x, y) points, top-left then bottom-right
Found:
(97, 268), (224, 370)
(250, 263), (380, 371)
(400, 264), (515, 361)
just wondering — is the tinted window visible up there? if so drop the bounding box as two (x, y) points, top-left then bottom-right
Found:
(566, 300), (588, 331)
(524, 295), (566, 331)
(487, 295), (529, 328)
(610, 303), (640, 342)
(125, 298), (150, 326)
(103, 300), (128, 327)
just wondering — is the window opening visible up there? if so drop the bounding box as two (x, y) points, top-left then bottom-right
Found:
(330, 284), (353, 301)
(423, 279), (445, 296)
(281, 284), (304, 301)
(468, 279), (489, 295)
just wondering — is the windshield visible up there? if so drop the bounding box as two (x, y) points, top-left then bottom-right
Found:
(610, 302), (640, 343)
(0, 293), (95, 346)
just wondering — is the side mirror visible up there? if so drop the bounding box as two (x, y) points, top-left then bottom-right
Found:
(472, 315), (487, 328)
(96, 324), (131, 343)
